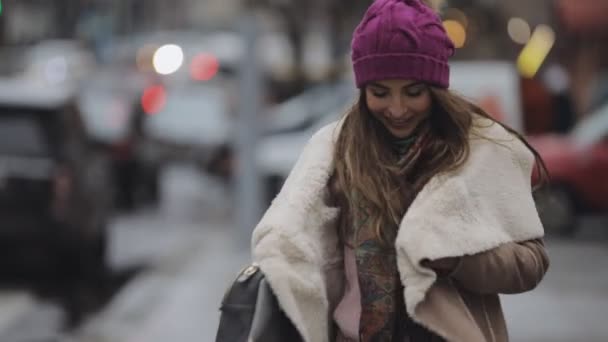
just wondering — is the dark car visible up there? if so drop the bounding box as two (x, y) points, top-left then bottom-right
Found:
(0, 80), (113, 284)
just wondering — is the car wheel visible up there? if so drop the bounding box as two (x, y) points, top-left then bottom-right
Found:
(535, 186), (578, 237)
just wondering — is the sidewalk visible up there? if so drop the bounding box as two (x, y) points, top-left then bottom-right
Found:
(0, 291), (65, 342)
(502, 237), (608, 342)
(73, 225), (249, 342)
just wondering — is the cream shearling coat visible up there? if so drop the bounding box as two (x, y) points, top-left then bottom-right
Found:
(251, 116), (548, 342)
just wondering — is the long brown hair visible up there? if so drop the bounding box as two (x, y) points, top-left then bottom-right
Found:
(331, 87), (548, 245)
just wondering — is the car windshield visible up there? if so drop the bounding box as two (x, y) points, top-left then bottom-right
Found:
(78, 87), (133, 142)
(0, 114), (50, 156)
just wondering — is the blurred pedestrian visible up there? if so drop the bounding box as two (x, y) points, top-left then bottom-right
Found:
(251, 0), (550, 341)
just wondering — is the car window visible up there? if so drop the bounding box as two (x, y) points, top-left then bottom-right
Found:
(0, 114), (51, 156)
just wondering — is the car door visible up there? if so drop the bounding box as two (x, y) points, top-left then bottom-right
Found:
(59, 104), (111, 238)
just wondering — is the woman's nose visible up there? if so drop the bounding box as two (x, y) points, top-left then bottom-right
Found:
(387, 99), (408, 119)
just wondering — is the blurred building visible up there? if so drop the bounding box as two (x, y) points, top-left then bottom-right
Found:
(438, 0), (608, 130)
(0, 0), (244, 43)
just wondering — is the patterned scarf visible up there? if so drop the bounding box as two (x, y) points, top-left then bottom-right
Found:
(351, 129), (438, 341)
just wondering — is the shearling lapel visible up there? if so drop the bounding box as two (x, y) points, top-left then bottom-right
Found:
(394, 117), (544, 316)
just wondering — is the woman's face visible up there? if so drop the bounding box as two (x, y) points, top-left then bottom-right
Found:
(365, 79), (432, 139)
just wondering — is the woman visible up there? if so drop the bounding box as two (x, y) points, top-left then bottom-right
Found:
(251, 0), (549, 341)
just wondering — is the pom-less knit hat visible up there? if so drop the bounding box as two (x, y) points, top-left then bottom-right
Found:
(351, 0), (455, 88)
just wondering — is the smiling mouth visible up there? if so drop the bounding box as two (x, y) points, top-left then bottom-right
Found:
(389, 118), (413, 128)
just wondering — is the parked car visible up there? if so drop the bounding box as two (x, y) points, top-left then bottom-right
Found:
(530, 103), (608, 236)
(0, 78), (113, 283)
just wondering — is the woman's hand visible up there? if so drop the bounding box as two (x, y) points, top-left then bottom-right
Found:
(421, 257), (461, 276)
(449, 239), (550, 295)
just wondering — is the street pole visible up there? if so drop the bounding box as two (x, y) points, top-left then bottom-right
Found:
(235, 14), (263, 249)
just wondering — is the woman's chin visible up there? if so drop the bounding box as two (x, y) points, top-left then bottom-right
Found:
(387, 126), (415, 139)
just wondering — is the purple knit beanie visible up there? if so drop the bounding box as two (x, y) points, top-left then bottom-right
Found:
(351, 0), (455, 88)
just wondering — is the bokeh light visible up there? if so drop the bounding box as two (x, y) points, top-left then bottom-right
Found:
(190, 53), (220, 81)
(141, 85), (167, 115)
(508, 17), (531, 44)
(517, 25), (555, 78)
(444, 8), (468, 28)
(153, 44), (184, 75)
(443, 20), (467, 48)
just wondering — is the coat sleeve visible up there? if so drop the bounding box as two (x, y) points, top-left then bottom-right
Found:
(449, 239), (549, 295)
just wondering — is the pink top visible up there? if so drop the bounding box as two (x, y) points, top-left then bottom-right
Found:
(333, 245), (361, 341)
(332, 247), (435, 342)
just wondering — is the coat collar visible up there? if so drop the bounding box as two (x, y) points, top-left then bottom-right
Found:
(251, 116), (544, 342)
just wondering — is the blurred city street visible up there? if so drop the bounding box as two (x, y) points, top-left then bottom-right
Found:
(0, 164), (606, 342)
(0, 0), (607, 341)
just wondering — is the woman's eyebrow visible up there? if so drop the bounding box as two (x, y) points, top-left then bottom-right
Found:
(404, 82), (424, 89)
(368, 82), (424, 90)
(368, 82), (389, 90)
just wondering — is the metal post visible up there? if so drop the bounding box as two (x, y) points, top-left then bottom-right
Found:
(235, 14), (263, 248)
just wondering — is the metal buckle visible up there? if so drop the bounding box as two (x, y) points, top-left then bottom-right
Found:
(237, 264), (259, 282)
